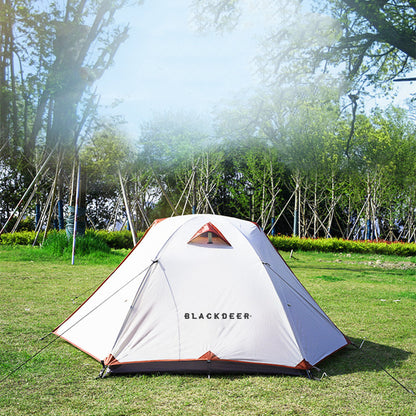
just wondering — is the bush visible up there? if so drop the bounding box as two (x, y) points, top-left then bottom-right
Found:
(0, 229), (142, 249)
(42, 230), (111, 257)
(95, 230), (144, 249)
(269, 236), (416, 256)
(2, 229), (415, 257)
(42, 231), (69, 256)
(0, 231), (41, 245)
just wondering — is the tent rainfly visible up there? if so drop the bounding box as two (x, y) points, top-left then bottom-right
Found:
(54, 214), (349, 377)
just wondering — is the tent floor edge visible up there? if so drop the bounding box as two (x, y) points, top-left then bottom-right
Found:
(106, 360), (308, 377)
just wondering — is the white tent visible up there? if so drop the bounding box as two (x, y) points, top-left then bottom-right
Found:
(54, 214), (349, 376)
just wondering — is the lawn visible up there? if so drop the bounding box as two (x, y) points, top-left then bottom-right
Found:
(0, 246), (415, 415)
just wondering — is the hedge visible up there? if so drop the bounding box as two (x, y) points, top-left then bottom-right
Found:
(0, 229), (146, 249)
(0, 231), (43, 246)
(1, 230), (415, 257)
(94, 230), (144, 249)
(269, 235), (416, 257)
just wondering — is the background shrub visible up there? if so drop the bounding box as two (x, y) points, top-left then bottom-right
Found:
(95, 230), (144, 249)
(42, 230), (111, 257)
(269, 236), (416, 256)
(1, 229), (415, 257)
(0, 231), (40, 245)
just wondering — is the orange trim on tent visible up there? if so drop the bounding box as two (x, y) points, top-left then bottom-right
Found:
(198, 351), (220, 361)
(54, 333), (102, 363)
(106, 357), (307, 370)
(188, 222), (231, 246)
(295, 359), (312, 370)
(152, 218), (166, 226)
(104, 354), (120, 366)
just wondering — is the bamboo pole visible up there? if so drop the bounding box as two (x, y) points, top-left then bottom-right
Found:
(10, 187), (37, 233)
(42, 154), (63, 244)
(192, 164), (197, 214)
(118, 169), (137, 246)
(151, 168), (178, 216)
(174, 168), (194, 215)
(0, 144), (57, 235)
(267, 188), (296, 235)
(107, 197), (121, 231)
(71, 161), (81, 265)
(69, 158), (76, 207)
(134, 196), (151, 228)
(32, 183), (54, 246)
(293, 182), (299, 237)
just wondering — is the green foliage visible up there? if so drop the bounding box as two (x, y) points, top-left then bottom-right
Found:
(0, 231), (40, 246)
(193, 0), (416, 88)
(0, 230), (143, 250)
(270, 235), (416, 256)
(0, 0), (132, 234)
(95, 230), (145, 249)
(139, 112), (211, 171)
(41, 231), (69, 256)
(2, 229), (415, 257)
(42, 231), (111, 257)
(81, 125), (132, 181)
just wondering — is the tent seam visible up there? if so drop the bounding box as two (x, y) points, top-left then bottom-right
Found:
(158, 261), (182, 361)
(109, 260), (159, 358)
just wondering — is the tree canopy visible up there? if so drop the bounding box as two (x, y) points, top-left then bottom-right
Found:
(192, 0), (416, 89)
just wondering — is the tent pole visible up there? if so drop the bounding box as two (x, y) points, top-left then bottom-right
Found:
(71, 161), (81, 265)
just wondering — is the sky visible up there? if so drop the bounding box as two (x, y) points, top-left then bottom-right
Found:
(95, 0), (264, 135)
(95, 0), (415, 136)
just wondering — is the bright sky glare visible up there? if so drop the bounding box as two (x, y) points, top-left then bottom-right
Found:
(95, 0), (264, 134)
(95, 0), (415, 136)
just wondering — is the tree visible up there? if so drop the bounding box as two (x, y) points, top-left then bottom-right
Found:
(317, 0), (416, 87)
(192, 0), (416, 88)
(81, 120), (132, 229)
(214, 81), (348, 236)
(0, 0), (137, 234)
(138, 111), (213, 218)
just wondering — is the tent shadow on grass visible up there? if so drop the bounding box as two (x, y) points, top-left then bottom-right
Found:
(318, 336), (412, 376)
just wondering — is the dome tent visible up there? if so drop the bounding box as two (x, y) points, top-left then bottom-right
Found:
(54, 214), (349, 377)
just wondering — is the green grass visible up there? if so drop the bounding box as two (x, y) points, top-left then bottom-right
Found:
(1, 248), (415, 415)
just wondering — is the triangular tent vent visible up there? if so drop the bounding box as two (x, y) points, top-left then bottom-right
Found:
(188, 222), (231, 246)
(198, 351), (220, 361)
